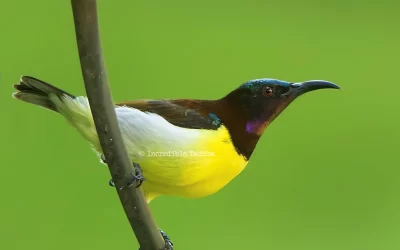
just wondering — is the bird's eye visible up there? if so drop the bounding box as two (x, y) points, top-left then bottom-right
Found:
(263, 86), (274, 96)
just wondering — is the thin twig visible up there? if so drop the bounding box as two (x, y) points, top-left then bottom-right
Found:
(70, 1), (165, 249)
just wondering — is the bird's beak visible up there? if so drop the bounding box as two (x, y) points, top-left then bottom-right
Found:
(286, 80), (340, 97)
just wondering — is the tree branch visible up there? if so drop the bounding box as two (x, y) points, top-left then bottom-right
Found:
(70, 1), (165, 249)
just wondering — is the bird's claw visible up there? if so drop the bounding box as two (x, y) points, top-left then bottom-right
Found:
(138, 229), (173, 250)
(160, 229), (174, 250)
(109, 163), (145, 190)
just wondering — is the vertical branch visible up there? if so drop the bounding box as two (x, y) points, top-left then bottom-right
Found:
(70, 1), (165, 249)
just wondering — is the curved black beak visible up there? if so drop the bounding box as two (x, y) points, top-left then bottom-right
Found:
(286, 80), (340, 96)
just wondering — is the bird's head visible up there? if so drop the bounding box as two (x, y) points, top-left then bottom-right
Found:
(223, 78), (340, 136)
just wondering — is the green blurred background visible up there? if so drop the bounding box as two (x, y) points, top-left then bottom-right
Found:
(1, 1), (399, 249)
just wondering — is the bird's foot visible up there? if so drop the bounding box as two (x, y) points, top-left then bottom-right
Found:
(109, 163), (145, 190)
(160, 229), (174, 250)
(138, 229), (173, 250)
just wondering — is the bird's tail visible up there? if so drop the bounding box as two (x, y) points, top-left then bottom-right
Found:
(12, 76), (76, 112)
(13, 76), (100, 149)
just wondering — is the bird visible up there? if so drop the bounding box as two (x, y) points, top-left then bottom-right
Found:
(12, 76), (339, 248)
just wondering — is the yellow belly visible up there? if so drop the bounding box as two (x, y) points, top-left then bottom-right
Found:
(133, 125), (248, 203)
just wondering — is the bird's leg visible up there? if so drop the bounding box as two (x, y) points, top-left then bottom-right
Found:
(138, 229), (173, 250)
(109, 163), (145, 190)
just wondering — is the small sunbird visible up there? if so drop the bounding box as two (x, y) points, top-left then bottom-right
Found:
(13, 76), (339, 248)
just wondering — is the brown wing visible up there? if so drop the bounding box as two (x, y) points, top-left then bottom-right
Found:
(116, 99), (222, 130)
